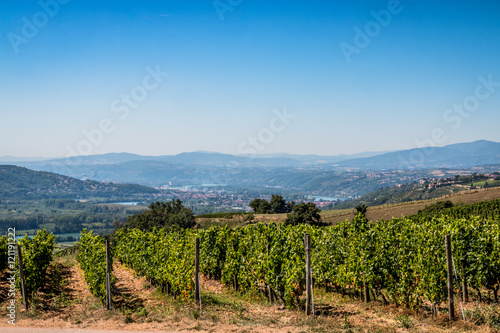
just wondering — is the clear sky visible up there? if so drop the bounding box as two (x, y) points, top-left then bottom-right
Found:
(1, 0), (500, 158)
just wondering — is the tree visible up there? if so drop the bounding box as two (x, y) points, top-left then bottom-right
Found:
(250, 195), (295, 214)
(123, 199), (196, 231)
(270, 194), (293, 213)
(355, 204), (368, 217)
(249, 198), (272, 214)
(284, 202), (322, 226)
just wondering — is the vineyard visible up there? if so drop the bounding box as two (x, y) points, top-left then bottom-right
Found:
(114, 227), (197, 298)
(1, 199), (500, 331)
(76, 229), (115, 305)
(412, 198), (500, 221)
(16, 229), (55, 305)
(111, 214), (500, 313)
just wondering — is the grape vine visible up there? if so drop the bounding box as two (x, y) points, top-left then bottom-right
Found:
(77, 229), (115, 304)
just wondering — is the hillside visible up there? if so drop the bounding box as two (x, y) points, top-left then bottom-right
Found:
(245, 187), (500, 225)
(0, 165), (159, 201)
(0, 165), (158, 235)
(324, 172), (500, 210)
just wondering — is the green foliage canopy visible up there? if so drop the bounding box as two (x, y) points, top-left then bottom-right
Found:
(123, 199), (196, 231)
(249, 195), (294, 214)
(285, 202), (322, 226)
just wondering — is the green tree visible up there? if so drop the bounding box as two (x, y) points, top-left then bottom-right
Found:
(123, 199), (195, 231)
(355, 204), (368, 216)
(270, 195), (293, 213)
(284, 202), (322, 226)
(250, 195), (295, 214)
(249, 198), (272, 214)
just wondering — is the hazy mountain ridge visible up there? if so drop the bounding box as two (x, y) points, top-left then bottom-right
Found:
(337, 140), (500, 170)
(2, 140), (499, 193)
(6, 140), (498, 170)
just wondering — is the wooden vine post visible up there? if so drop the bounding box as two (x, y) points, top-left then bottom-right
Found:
(304, 234), (312, 315)
(17, 243), (28, 310)
(105, 238), (112, 310)
(195, 238), (201, 310)
(364, 274), (370, 303)
(445, 235), (455, 321)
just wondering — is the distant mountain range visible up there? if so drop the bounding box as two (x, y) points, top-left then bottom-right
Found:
(1, 150), (390, 167)
(337, 140), (500, 170)
(1, 140), (499, 188)
(0, 156), (50, 163)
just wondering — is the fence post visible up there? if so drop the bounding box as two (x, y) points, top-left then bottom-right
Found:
(305, 234), (312, 315)
(445, 235), (455, 321)
(106, 238), (112, 310)
(364, 275), (370, 303)
(17, 243), (28, 310)
(195, 238), (201, 309)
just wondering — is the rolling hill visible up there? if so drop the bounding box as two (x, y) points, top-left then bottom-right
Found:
(0, 165), (159, 200)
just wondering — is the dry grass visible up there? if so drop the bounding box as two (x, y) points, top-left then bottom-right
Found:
(321, 186), (500, 224)
(197, 187), (500, 228)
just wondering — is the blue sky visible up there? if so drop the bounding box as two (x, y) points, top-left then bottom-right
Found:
(1, 0), (499, 157)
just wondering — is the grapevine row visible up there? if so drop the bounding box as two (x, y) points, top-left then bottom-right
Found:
(114, 227), (196, 299)
(115, 213), (500, 310)
(16, 229), (55, 303)
(77, 229), (115, 304)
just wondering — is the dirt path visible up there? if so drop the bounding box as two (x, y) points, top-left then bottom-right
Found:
(111, 261), (157, 314)
(1, 328), (172, 333)
(0, 260), (190, 332)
